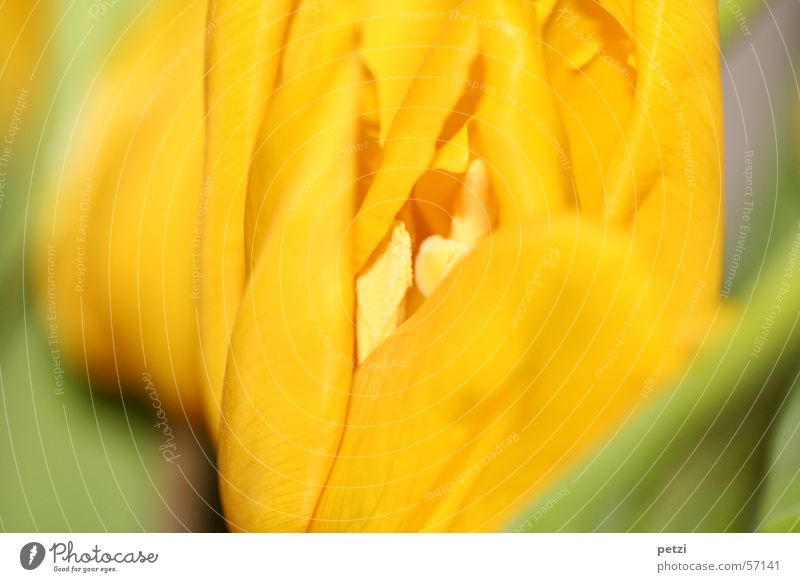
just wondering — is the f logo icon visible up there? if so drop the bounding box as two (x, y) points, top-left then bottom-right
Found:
(19, 542), (45, 570)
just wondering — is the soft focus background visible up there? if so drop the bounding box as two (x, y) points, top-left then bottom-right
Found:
(1, 0), (799, 532)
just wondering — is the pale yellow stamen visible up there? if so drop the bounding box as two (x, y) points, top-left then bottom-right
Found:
(355, 221), (413, 363)
(414, 159), (492, 298)
(413, 236), (468, 298)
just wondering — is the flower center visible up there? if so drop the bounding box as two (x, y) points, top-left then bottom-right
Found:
(355, 221), (413, 364)
(414, 159), (492, 297)
(354, 157), (493, 363)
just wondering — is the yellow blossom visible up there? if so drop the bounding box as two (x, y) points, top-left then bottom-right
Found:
(205, 0), (724, 532)
(38, 2), (207, 418)
(37, 0), (724, 532)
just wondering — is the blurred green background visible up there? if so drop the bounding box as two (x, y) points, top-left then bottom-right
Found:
(0, 0), (798, 532)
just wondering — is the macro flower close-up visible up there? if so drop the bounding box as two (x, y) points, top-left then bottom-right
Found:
(202, 0), (724, 532)
(2, 0), (800, 557)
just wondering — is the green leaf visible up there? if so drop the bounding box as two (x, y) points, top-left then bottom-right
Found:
(756, 373), (800, 531)
(0, 319), (164, 531)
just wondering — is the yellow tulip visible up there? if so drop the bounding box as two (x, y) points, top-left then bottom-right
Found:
(40, 0), (724, 532)
(37, 2), (207, 418)
(203, 0), (723, 532)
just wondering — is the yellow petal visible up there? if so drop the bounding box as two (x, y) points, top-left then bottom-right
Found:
(311, 218), (716, 531)
(411, 169), (461, 237)
(218, 51), (361, 532)
(605, 0), (724, 298)
(431, 121), (470, 174)
(539, 0), (636, 215)
(353, 13), (480, 270)
(38, 1), (207, 418)
(359, 0), (465, 144)
(472, 0), (573, 226)
(245, 0), (359, 270)
(202, 0), (294, 435)
(450, 159), (493, 246)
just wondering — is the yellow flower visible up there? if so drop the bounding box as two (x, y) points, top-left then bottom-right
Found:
(205, 0), (724, 531)
(38, 2), (207, 418)
(41, 0), (724, 532)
